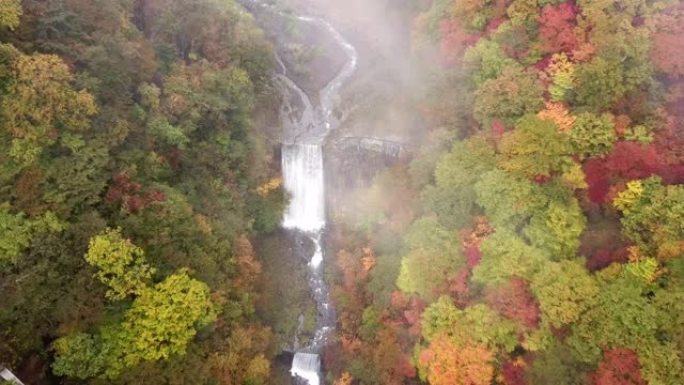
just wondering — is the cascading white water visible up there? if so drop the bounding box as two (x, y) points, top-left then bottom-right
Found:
(282, 143), (325, 233)
(242, 1), (357, 384)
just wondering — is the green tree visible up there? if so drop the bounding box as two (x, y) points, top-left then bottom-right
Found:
(0, 0), (21, 29)
(474, 169), (548, 228)
(397, 217), (463, 300)
(498, 115), (572, 178)
(464, 39), (520, 86)
(523, 199), (586, 259)
(53, 269), (217, 379)
(569, 112), (617, 158)
(472, 229), (549, 286)
(85, 228), (155, 301)
(474, 66), (545, 127)
(422, 297), (519, 353)
(531, 260), (599, 328)
(0, 44), (97, 167)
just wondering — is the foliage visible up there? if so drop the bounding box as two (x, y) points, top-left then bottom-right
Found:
(84, 228), (155, 300)
(417, 336), (494, 385)
(498, 114), (572, 178)
(397, 218), (463, 300)
(530, 260), (599, 328)
(569, 112), (617, 158)
(0, 0), (21, 29)
(473, 66), (545, 126)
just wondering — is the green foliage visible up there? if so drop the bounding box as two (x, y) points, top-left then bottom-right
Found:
(614, 177), (684, 260)
(464, 39), (520, 86)
(569, 112), (617, 158)
(0, 44), (97, 167)
(474, 169), (548, 228)
(0, 0), (21, 29)
(498, 115), (572, 178)
(474, 66), (545, 126)
(526, 342), (591, 385)
(473, 230), (549, 285)
(524, 199), (586, 259)
(53, 269), (217, 379)
(85, 228), (155, 301)
(421, 297), (519, 352)
(0, 203), (63, 266)
(423, 135), (496, 229)
(568, 274), (684, 384)
(531, 260), (599, 328)
(397, 217), (463, 300)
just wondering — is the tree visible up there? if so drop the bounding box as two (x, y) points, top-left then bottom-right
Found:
(463, 39), (519, 86)
(0, 0), (21, 29)
(424, 135), (496, 229)
(0, 203), (63, 266)
(53, 270), (217, 379)
(651, 4), (684, 79)
(538, 2), (578, 54)
(524, 199), (586, 259)
(498, 114), (572, 178)
(613, 177), (684, 260)
(0, 44), (97, 167)
(474, 169), (548, 228)
(84, 228), (155, 301)
(569, 112), (616, 158)
(421, 297), (519, 352)
(473, 66), (545, 127)
(472, 230), (549, 286)
(485, 278), (540, 329)
(417, 336), (494, 385)
(530, 260), (598, 328)
(593, 348), (646, 385)
(397, 218), (463, 300)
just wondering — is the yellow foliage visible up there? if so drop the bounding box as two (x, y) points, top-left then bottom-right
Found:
(613, 180), (644, 213)
(256, 177), (282, 197)
(561, 162), (588, 189)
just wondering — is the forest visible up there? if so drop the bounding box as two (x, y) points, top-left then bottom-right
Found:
(1, 0), (683, 384)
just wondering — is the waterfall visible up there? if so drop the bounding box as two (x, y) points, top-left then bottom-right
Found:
(240, 1), (357, 383)
(282, 144), (325, 233)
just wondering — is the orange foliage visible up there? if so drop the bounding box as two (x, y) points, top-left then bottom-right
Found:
(334, 372), (353, 385)
(417, 336), (494, 385)
(537, 102), (575, 132)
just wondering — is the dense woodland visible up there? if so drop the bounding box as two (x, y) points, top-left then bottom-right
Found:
(1, 0), (684, 384)
(324, 0), (684, 384)
(1, 0), (285, 383)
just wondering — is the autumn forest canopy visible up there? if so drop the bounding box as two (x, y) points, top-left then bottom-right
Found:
(0, 0), (683, 384)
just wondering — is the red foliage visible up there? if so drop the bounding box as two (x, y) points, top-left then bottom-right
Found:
(491, 119), (506, 139)
(485, 278), (540, 329)
(439, 19), (469, 68)
(449, 268), (471, 307)
(539, 2), (579, 54)
(105, 171), (166, 213)
(501, 359), (527, 385)
(584, 158), (611, 204)
(605, 142), (661, 181)
(586, 247), (630, 271)
(652, 4), (684, 79)
(653, 118), (684, 185)
(464, 246), (482, 269)
(593, 348), (646, 385)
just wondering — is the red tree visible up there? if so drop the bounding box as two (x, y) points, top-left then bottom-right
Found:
(593, 348), (646, 385)
(652, 4), (684, 79)
(539, 2), (579, 54)
(485, 278), (540, 328)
